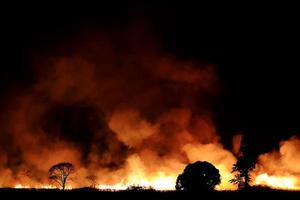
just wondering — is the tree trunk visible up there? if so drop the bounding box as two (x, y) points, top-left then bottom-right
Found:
(62, 178), (66, 191)
(244, 171), (250, 189)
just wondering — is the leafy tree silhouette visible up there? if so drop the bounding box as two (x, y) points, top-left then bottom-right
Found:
(230, 135), (256, 189)
(49, 162), (74, 190)
(176, 161), (221, 192)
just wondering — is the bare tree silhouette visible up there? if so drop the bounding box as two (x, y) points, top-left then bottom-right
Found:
(49, 162), (74, 190)
(86, 175), (97, 188)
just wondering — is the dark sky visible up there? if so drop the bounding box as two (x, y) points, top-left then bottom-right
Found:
(1, 3), (299, 154)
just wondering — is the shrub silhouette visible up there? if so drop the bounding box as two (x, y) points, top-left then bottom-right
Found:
(176, 161), (221, 192)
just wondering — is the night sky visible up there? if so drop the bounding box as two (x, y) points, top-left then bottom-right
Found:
(1, 3), (299, 155)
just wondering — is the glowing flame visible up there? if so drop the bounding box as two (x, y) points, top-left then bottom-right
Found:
(254, 173), (299, 190)
(8, 137), (300, 191)
(11, 171), (300, 191)
(14, 184), (30, 189)
(253, 137), (300, 191)
(97, 183), (128, 191)
(127, 173), (175, 190)
(151, 175), (175, 190)
(39, 185), (56, 189)
(96, 175), (175, 191)
(13, 184), (68, 190)
(96, 171), (176, 191)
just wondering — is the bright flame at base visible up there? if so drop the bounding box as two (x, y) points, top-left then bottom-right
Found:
(14, 184), (30, 189)
(13, 184), (69, 190)
(254, 173), (300, 190)
(12, 173), (300, 191)
(96, 175), (176, 191)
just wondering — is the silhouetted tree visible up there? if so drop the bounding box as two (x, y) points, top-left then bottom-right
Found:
(49, 162), (74, 190)
(86, 175), (97, 188)
(175, 161), (221, 192)
(230, 135), (256, 189)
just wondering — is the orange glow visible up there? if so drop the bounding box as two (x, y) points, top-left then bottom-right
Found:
(254, 173), (299, 190)
(6, 138), (300, 191)
(14, 184), (30, 189)
(252, 137), (300, 191)
(96, 173), (175, 191)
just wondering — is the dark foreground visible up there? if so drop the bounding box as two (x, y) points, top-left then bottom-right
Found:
(0, 188), (299, 199)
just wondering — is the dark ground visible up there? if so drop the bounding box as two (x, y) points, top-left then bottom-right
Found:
(0, 188), (299, 199)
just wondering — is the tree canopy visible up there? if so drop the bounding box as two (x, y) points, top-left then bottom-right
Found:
(176, 161), (221, 192)
(49, 162), (74, 190)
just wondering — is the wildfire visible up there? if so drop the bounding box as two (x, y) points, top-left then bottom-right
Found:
(40, 185), (57, 189)
(151, 175), (175, 190)
(97, 183), (128, 191)
(7, 137), (300, 191)
(1, 29), (299, 192)
(252, 136), (300, 191)
(97, 171), (176, 190)
(13, 184), (66, 190)
(14, 184), (30, 189)
(253, 173), (299, 190)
